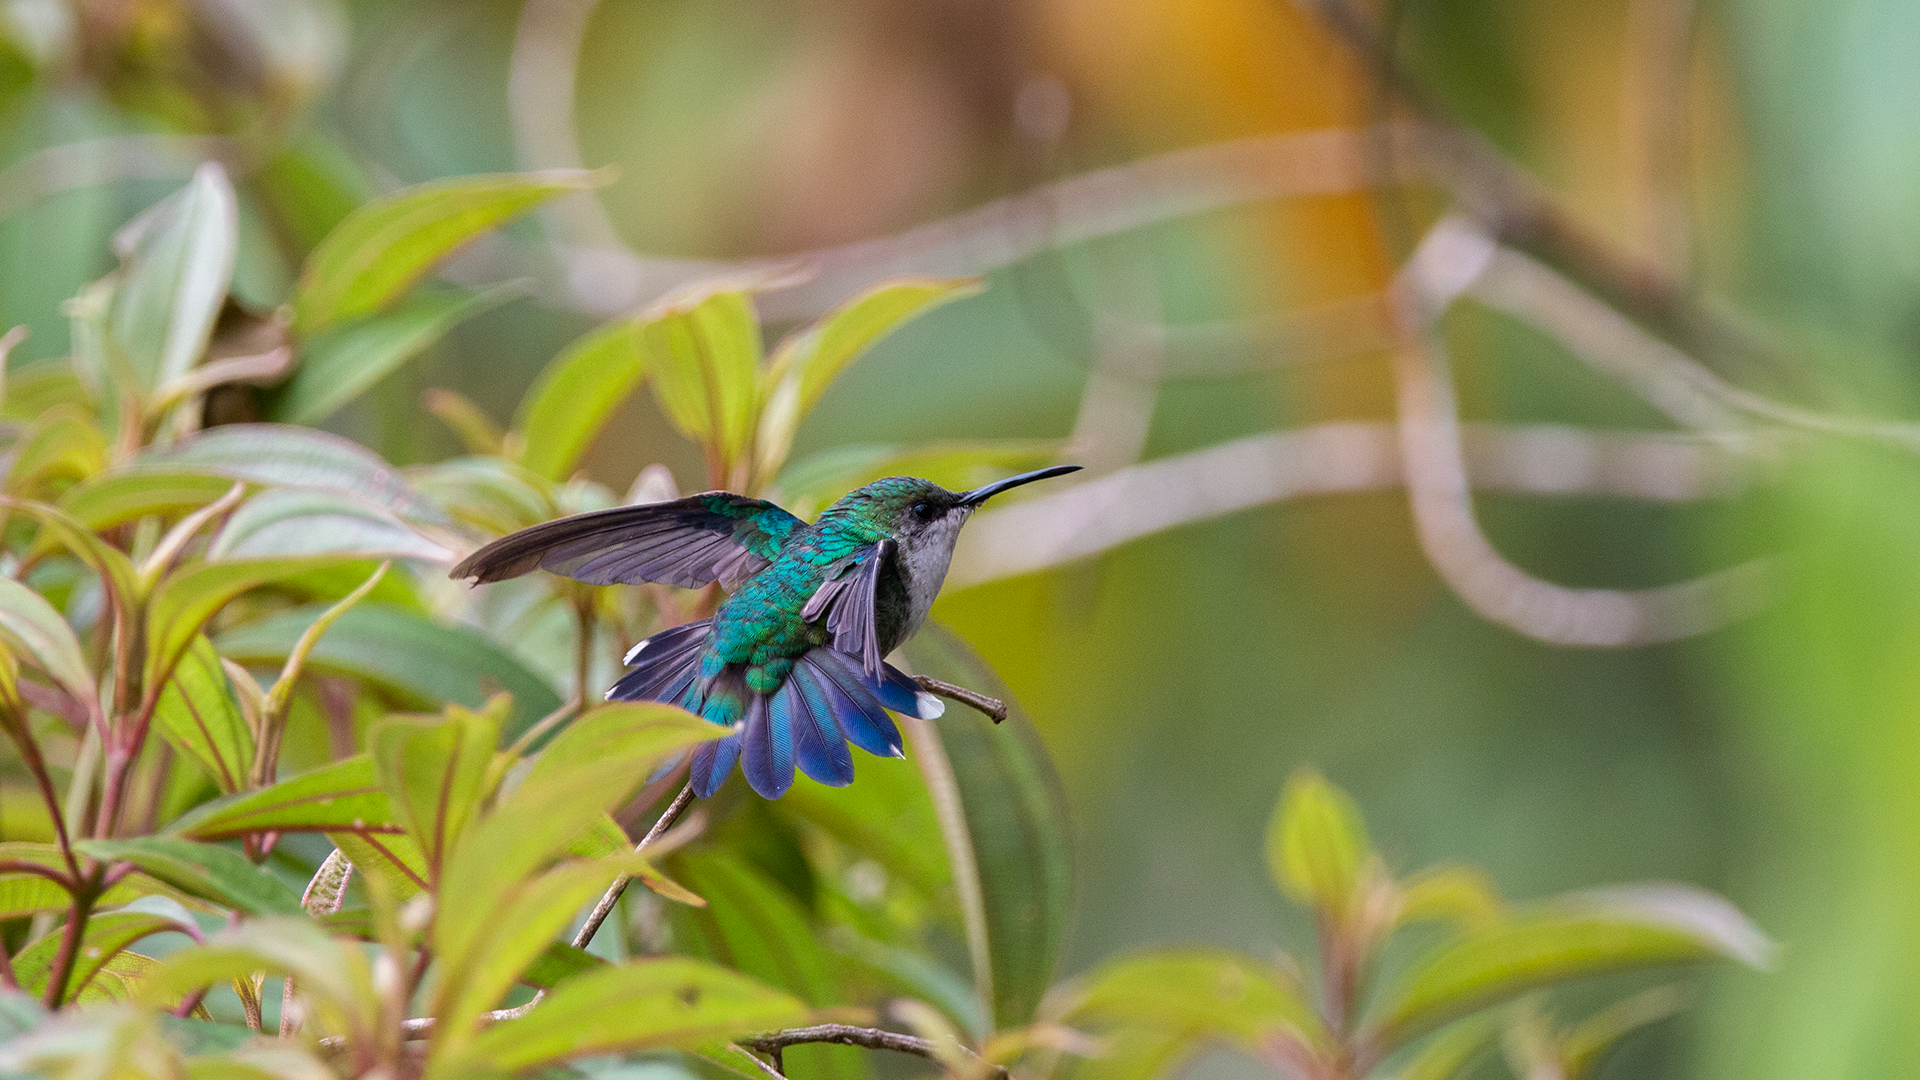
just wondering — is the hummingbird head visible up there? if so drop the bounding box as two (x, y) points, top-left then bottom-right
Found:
(830, 465), (1083, 547)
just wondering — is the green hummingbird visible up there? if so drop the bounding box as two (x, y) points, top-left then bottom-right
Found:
(450, 466), (1080, 798)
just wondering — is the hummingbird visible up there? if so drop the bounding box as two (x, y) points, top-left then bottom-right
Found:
(450, 466), (1080, 799)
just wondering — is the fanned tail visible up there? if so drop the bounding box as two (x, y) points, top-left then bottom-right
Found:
(607, 620), (943, 800)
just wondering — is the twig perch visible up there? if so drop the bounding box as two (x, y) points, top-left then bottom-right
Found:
(739, 1024), (1010, 1080)
(915, 677), (1008, 724)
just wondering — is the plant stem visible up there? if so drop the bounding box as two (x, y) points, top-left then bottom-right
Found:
(738, 1025), (1010, 1079)
(571, 782), (695, 950)
(3, 726), (80, 878)
(572, 593), (596, 704)
(43, 877), (98, 1008)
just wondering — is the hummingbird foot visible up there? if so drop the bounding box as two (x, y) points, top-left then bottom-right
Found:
(912, 677), (1008, 724)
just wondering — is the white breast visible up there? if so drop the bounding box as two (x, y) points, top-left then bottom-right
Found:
(897, 509), (973, 639)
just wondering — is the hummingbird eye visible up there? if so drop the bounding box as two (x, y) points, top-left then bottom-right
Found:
(910, 501), (934, 522)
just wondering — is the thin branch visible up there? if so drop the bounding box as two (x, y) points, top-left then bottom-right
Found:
(947, 420), (1759, 590)
(914, 677), (1008, 724)
(739, 1025), (1010, 1080)
(727, 1043), (791, 1080)
(571, 782), (696, 951)
(0, 860), (74, 888)
(1390, 219), (1773, 646)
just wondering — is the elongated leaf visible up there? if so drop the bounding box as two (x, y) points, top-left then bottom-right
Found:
(444, 958), (807, 1076)
(326, 831), (429, 897)
(152, 636), (253, 794)
(56, 471), (238, 532)
(521, 942), (607, 990)
(1268, 768), (1370, 914)
(14, 911), (191, 1003)
(901, 626), (1073, 1028)
(143, 555), (347, 689)
(109, 163), (238, 392)
(141, 917), (374, 1023)
(778, 743), (951, 900)
(275, 286), (513, 424)
(0, 843), (199, 918)
(75, 839), (303, 916)
(1371, 885), (1773, 1044)
(669, 851), (840, 1006)
(294, 169), (602, 334)
(1, 498), (139, 605)
(125, 423), (441, 523)
(215, 603), (561, 736)
(431, 853), (661, 1063)
(409, 455), (555, 535)
(1393, 1012), (1502, 1080)
(641, 288), (761, 456)
(2, 405), (107, 496)
(369, 705), (500, 880)
(517, 702), (723, 801)
(515, 317), (648, 480)
(208, 488), (451, 562)
(1057, 950), (1320, 1049)
(0, 576), (93, 705)
(169, 756), (393, 840)
(757, 279), (979, 477)
(423, 388), (505, 456)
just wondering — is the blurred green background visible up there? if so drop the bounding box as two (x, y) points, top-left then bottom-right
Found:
(3, 0), (1916, 1075)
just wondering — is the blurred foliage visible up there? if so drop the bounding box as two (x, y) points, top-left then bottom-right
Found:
(0, 0), (1911, 1077)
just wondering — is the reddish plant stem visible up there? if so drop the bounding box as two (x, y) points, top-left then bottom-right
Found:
(94, 688), (160, 840)
(43, 876), (98, 1008)
(0, 861), (75, 888)
(0, 935), (18, 991)
(173, 986), (210, 1018)
(3, 727), (80, 878)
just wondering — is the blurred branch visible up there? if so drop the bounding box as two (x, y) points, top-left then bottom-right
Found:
(0, 136), (239, 223)
(950, 418), (1763, 590)
(1390, 218), (1771, 647)
(739, 1025), (1009, 1080)
(472, 121), (1431, 319)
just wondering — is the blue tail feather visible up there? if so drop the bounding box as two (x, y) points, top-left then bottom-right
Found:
(801, 650), (904, 758)
(777, 674), (854, 787)
(740, 693), (795, 798)
(689, 735), (740, 797)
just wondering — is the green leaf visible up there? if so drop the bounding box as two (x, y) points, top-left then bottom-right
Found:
(757, 279), (980, 478)
(143, 555), (347, 690)
(0, 498), (139, 607)
(1560, 985), (1688, 1080)
(430, 852), (661, 1063)
(901, 626), (1074, 1029)
(515, 317), (648, 480)
(141, 917), (375, 1027)
(410, 456), (555, 536)
(1390, 1012), (1501, 1080)
(1396, 866), (1504, 931)
(75, 838), (303, 916)
(369, 705), (501, 880)
(125, 423), (443, 523)
(169, 756), (394, 840)
(443, 958), (807, 1076)
(516, 702), (724, 805)
(640, 288), (762, 457)
(1371, 885), (1773, 1045)
(778, 742), (951, 900)
(0, 575), (93, 706)
(2, 404), (107, 496)
(56, 471), (238, 533)
(1267, 767), (1370, 914)
(208, 488), (452, 562)
(325, 831), (429, 897)
(0, 843), (197, 918)
(293, 169), (603, 335)
(214, 602), (562, 736)
(108, 163), (238, 393)
(521, 942), (608, 990)
(668, 851), (840, 1006)
(423, 388), (506, 456)
(274, 285), (514, 425)
(1055, 949), (1320, 1050)
(152, 636), (253, 794)
(14, 910), (192, 1004)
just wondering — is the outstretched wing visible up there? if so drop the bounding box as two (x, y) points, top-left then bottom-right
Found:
(800, 538), (894, 678)
(450, 492), (804, 588)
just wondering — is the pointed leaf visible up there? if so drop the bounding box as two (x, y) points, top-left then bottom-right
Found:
(0, 843), (198, 918)
(109, 163), (238, 392)
(208, 488), (451, 562)
(1268, 768), (1370, 914)
(1054, 949), (1320, 1050)
(668, 851), (840, 1006)
(640, 288), (761, 456)
(325, 830), (429, 898)
(56, 471), (238, 533)
(520, 942), (607, 991)
(13, 911), (193, 1004)
(515, 317), (648, 480)
(75, 838), (303, 916)
(152, 636), (253, 794)
(369, 705), (500, 880)
(0, 575), (93, 706)
(215, 602), (562, 736)
(1, 498), (139, 607)
(141, 917), (374, 1023)
(2, 405), (107, 496)
(168, 756), (394, 840)
(445, 958), (807, 1075)
(423, 388), (505, 456)
(293, 169), (603, 334)
(1371, 885), (1772, 1045)
(1392, 1012), (1501, 1080)
(275, 286), (515, 424)
(901, 626), (1073, 1028)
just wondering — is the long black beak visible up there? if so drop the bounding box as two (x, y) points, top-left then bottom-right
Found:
(960, 465), (1082, 507)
